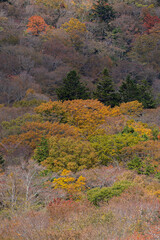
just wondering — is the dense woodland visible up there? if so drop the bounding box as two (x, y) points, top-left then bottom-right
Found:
(0, 0), (160, 239)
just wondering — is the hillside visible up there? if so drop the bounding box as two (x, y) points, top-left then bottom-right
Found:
(0, 0), (160, 239)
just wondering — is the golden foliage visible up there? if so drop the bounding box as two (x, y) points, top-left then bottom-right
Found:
(119, 101), (143, 117)
(127, 119), (152, 138)
(42, 136), (99, 172)
(35, 99), (120, 136)
(53, 169), (86, 199)
(61, 18), (87, 48)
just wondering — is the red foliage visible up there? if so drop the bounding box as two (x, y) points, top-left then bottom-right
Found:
(47, 198), (90, 220)
(143, 13), (160, 33)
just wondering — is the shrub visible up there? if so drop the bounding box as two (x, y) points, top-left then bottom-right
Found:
(127, 156), (156, 175)
(89, 133), (142, 165)
(13, 99), (45, 107)
(87, 180), (132, 205)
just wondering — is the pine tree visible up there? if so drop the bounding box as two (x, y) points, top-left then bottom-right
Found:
(119, 75), (139, 103)
(56, 70), (90, 101)
(137, 80), (156, 108)
(119, 76), (156, 108)
(94, 68), (119, 107)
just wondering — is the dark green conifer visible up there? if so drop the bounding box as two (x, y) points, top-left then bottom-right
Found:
(137, 80), (156, 109)
(119, 75), (138, 103)
(56, 70), (90, 101)
(119, 76), (156, 108)
(94, 68), (119, 107)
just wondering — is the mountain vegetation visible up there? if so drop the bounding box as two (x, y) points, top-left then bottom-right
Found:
(0, 0), (160, 239)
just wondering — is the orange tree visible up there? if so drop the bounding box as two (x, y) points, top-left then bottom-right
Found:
(26, 16), (49, 36)
(35, 99), (120, 136)
(2, 121), (80, 149)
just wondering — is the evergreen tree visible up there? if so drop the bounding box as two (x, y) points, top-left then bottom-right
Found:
(0, 154), (4, 166)
(137, 80), (156, 108)
(119, 75), (139, 103)
(94, 68), (119, 107)
(91, 0), (115, 23)
(56, 70), (90, 101)
(119, 76), (156, 108)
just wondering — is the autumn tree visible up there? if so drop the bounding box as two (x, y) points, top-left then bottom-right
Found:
(89, 132), (143, 165)
(26, 16), (48, 36)
(56, 70), (90, 101)
(143, 13), (160, 33)
(94, 68), (119, 107)
(119, 101), (143, 117)
(35, 99), (120, 135)
(53, 169), (86, 199)
(41, 136), (99, 172)
(61, 18), (87, 49)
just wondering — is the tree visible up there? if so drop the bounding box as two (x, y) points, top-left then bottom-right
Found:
(42, 136), (99, 172)
(53, 169), (86, 199)
(143, 13), (160, 33)
(90, 0), (115, 23)
(119, 75), (138, 103)
(0, 154), (4, 170)
(119, 101), (143, 117)
(61, 18), (87, 49)
(119, 76), (156, 108)
(137, 80), (156, 109)
(94, 68), (119, 107)
(35, 99), (121, 136)
(26, 16), (48, 36)
(89, 132), (143, 165)
(33, 137), (49, 163)
(56, 70), (90, 101)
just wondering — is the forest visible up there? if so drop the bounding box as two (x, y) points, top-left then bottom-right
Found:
(0, 0), (160, 239)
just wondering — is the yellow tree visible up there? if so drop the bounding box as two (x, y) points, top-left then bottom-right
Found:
(53, 169), (86, 199)
(35, 99), (120, 136)
(119, 101), (143, 117)
(61, 18), (87, 49)
(42, 136), (99, 172)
